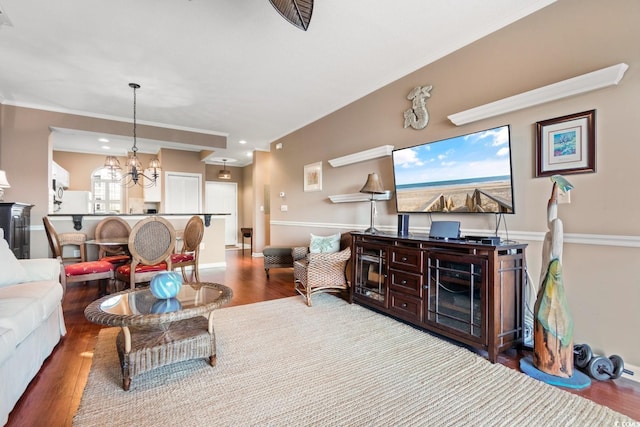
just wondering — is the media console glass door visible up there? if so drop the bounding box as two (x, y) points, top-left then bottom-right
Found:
(426, 252), (487, 342)
(354, 243), (387, 305)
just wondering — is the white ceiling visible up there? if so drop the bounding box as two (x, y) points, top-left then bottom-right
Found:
(0, 0), (554, 167)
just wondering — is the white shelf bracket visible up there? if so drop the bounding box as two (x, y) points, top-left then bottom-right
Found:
(329, 145), (394, 167)
(448, 63), (629, 126)
(328, 191), (393, 203)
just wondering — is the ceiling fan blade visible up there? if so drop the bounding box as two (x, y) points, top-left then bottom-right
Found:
(268, 0), (313, 31)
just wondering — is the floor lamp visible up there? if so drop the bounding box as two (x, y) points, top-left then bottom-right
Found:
(360, 172), (385, 234)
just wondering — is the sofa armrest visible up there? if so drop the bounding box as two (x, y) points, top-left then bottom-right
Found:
(309, 248), (351, 265)
(18, 258), (62, 283)
(292, 246), (309, 261)
(301, 247), (351, 288)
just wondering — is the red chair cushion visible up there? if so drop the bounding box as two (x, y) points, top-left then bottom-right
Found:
(171, 253), (195, 263)
(116, 262), (168, 275)
(65, 260), (113, 277)
(100, 255), (131, 264)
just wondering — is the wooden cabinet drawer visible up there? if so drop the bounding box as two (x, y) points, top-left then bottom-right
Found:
(390, 248), (423, 273)
(389, 292), (422, 323)
(389, 269), (423, 297)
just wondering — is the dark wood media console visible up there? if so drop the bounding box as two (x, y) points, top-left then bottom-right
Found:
(350, 232), (527, 362)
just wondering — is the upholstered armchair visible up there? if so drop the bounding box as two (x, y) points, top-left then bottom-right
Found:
(293, 232), (352, 306)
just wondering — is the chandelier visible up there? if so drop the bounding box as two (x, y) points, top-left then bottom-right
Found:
(104, 83), (161, 188)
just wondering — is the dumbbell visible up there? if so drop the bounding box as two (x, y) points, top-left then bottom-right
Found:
(573, 343), (592, 368)
(586, 354), (635, 381)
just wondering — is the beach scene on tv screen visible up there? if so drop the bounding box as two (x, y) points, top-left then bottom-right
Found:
(393, 126), (514, 213)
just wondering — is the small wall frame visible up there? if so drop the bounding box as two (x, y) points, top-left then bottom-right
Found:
(303, 161), (322, 192)
(536, 109), (596, 177)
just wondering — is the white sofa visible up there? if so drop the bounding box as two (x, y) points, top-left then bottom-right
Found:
(0, 229), (66, 426)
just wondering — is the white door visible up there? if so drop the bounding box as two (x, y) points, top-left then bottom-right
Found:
(165, 172), (202, 213)
(206, 181), (237, 246)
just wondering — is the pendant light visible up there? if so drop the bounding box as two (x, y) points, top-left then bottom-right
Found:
(218, 159), (231, 180)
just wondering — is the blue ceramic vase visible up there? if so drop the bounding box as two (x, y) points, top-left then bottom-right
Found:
(151, 298), (182, 313)
(150, 271), (183, 299)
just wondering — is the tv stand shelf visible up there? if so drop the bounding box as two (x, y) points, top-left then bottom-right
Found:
(350, 232), (527, 362)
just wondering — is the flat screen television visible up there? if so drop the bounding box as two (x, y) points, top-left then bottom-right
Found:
(392, 124), (515, 214)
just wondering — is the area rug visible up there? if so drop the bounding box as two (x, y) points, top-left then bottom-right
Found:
(74, 294), (634, 426)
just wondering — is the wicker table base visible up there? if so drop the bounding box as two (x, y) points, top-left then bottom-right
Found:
(84, 282), (233, 391)
(115, 316), (214, 390)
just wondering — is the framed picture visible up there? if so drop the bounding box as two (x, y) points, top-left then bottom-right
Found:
(536, 110), (596, 177)
(303, 161), (322, 192)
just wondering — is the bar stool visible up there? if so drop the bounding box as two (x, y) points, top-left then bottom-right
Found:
(240, 227), (253, 256)
(59, 232), (87, 263)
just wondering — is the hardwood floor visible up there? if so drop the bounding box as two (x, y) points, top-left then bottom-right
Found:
(7, 249), (640, 425)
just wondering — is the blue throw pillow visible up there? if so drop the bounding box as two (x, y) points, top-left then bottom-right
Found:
(309, 233), (340, 253)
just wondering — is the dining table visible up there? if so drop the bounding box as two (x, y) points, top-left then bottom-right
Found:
(85, 237), (130, 247)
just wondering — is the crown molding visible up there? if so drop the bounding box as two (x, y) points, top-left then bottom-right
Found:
(2, 99), (229, 137)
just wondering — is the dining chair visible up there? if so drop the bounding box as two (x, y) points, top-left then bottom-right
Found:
(115, 216), (176, 290)
(42, 216), (114, 295)
(94, 216), (131, 265)
(171, 215), (204, 282)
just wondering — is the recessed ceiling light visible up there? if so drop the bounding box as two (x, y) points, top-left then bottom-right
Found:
(98, 138), (110, 143)
(102, 145), (111, 150)
(246, 152), (253, 157)
(239, 140), (247, 144)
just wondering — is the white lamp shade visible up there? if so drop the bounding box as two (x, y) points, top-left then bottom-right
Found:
(0, 170), (10, 188)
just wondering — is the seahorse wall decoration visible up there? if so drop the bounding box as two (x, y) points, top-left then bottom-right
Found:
(403, 85), (432, 130)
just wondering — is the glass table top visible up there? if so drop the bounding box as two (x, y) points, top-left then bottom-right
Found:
(85, 282), (233, 326)
(100, 283), (225, 315)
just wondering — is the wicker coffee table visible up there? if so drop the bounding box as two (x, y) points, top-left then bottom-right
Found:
(85, 282), (233, 390)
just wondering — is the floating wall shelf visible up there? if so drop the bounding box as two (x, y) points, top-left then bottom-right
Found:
(329, 191), (393, 203)
(329, 145), (394, 167)
(448, 63), (629, 126)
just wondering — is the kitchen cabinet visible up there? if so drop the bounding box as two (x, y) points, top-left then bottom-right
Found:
(143, 169), (161, 202)
(0, 202), (33, 259)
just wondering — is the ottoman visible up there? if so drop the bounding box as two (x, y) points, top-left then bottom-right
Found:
(263, 246), (293, 278)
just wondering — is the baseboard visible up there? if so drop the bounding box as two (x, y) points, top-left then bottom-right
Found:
(198, 262), (227, 269)
(622, 362), (639, 383)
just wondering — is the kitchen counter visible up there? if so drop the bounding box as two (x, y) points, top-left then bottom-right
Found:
(48, 213), (230, 230)
(47, 214), (229, 268)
